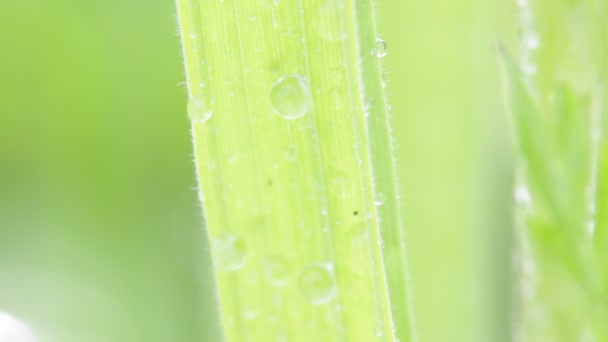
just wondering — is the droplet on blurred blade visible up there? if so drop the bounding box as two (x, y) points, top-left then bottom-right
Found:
(514, 184), (531, 205)
(523, 33), (539, 50)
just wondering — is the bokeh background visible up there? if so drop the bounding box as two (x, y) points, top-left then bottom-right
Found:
(0, 0), (517, 341)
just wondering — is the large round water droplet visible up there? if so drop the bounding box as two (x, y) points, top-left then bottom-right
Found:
(270, 75), (311, 119)
(263, 256), (289, 286)
(211, 233), (247, 272)
(188, 95), (213, 123)
(0, 312), (37, 342)
(371, 38), (388, 58)
(299, 263), (336, 305)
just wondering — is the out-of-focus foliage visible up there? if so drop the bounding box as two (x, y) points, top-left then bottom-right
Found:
(379, 1), (515, 341)
(2, 0), (574, 340)
(0, 1), (219, 341)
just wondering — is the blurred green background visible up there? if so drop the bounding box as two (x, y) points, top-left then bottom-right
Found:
(0, 1), (219, 341)
(0, 0), (516, 341)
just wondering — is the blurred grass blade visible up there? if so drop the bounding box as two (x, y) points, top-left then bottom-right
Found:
(504, 0), (608, 340)
(176, 0), (414, 341)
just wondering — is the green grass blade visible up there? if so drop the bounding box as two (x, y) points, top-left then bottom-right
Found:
(176, 0), (414, 341)
(504, 0), (608, 339)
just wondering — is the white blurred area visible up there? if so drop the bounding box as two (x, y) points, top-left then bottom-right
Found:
(0, 312), (37, 342)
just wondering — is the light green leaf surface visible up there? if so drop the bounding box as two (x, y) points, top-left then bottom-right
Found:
(176, 0), (414, 341)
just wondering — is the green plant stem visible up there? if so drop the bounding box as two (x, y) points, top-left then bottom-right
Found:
(176, 0), (414, 341)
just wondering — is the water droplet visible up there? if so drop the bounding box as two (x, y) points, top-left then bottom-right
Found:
(211, 233), (247, 272)
(0, 312), (37, 342)
(374, 326), (384, 338)
(314, 0), (346, 41)
(371, 38), (388, 58)
(514, 185), (531, 205)
(188, 31), (198, 39)
(523, 33), (539, 50)
(188, 95), (213, 123)
(263, 256), (289, 286)
(520, 258), (536, 277)
(271, 75), (311, 119)
(299, 263), (336, 305)
(329, 69), (344, 87)
(343, 224), (369, 274)
(521, 62), (537, 75)
(374, 192), (386, 206)
(259, 0), (279, 7)
(227, 152), (240, 164)
(243, 310), (258, 320)
(284, 146), (298, 161)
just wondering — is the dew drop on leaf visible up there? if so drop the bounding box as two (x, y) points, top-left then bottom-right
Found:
(188, 95), (213, 123)
(314, 0), (346, 41)
(514, 184), (531, 205)
(523, 32), (539, 50)
(211, 233), (247, 272)
(270, 75), (311, 120)
(374, 326), (384, 338)
(343, 223), (369, 275)
(284, 146), (298, 162)
(243, 310), (258, 320)
(374, 192), (386, 206)
(299, 263), (336, 305)
(371, 38), (388, 58)
(263, 256), (289, 286)
(259, 0), (279, 8)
